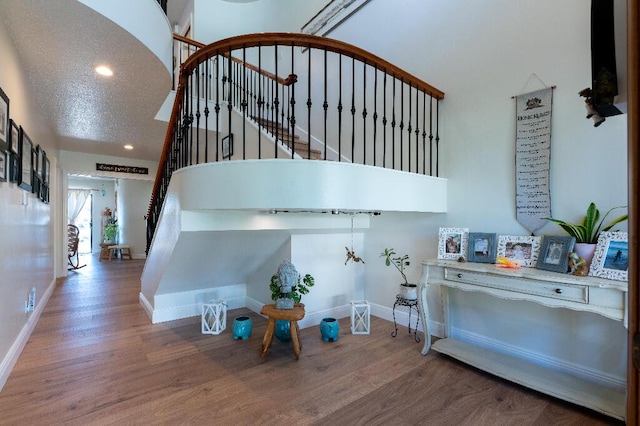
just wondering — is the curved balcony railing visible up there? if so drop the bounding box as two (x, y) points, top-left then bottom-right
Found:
(147, 32), (445, 252)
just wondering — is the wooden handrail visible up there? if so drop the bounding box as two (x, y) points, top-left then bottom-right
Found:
(173, 33), (206, 49)
(182, 32), (444, 100)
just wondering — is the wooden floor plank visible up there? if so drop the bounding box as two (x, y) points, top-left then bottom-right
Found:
(0, 255), (623, 425)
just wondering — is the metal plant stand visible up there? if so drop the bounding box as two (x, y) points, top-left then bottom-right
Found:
(391, 295), (420, 342)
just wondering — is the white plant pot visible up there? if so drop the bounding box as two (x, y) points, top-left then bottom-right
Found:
(400, 284), (417, 300)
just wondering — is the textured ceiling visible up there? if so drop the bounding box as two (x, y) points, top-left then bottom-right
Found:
(0, 0), (173, 161)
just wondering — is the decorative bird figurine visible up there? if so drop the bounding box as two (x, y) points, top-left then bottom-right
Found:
(495, 256), (521, 269)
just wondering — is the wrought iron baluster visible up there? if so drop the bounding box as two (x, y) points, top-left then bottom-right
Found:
(351, 56), (356, 163)
(227, 48), (233, 160)
(338, 53), (343, 161)
(307, 45), (312, 160)
(242, 47), (248, 159)
(290, 44), (296, 159)
(274, 43), (279, 158)
(215, 54), (221, 162)
(383, 73), (387, 168)
(429, 95), (433, 176)
(407, 82), (412, 172)
(436, 100), (440, 176)
(400, 79), (404, 171)
(362, 62), (367, 165)
(323, 49), (328, 161)
(415, 86), (420, 174)
(391, 77), (396, 169)
(373, 66), (378, 167)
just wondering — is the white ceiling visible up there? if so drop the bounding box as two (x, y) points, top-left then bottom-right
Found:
(0, 0), (179, 161)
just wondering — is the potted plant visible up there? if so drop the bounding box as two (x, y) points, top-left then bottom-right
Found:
(545, 202), (627, 269)
(380, 248), (417, 300)
(103, 218), (118, 243)
(269, 260), (315, 341)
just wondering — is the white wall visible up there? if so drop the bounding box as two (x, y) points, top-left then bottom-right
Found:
(192, 0), (327, 43)
(0, 16), (58, 389)
(116, 178), (153, 258)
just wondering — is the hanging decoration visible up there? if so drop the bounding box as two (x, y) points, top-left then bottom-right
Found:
(344, 214), (364, 265)
(514, 86), (554, 233)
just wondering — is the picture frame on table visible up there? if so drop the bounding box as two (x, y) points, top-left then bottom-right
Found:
(467, 232), (497, 263)
(496, 235), (541, 267)
(437, 227), (469, 260)
(9, 119), (19, 154)
(0, 149), (7, 182)
(535, 235), (575, 273)
(0, 86), (9, 151)
(222, 134), (233, 159)
(18, 128), (33, 192)
(589, 231), (628, 281)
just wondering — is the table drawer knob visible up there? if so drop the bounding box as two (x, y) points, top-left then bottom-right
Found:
(555, 288), (563, 294)
(457, 273), (463, 279)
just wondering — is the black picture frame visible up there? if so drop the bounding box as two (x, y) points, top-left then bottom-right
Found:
(9, 119), (19, 154)
(467, 232), (497, 264)
(222, 134), (233, 159)
(0, 149), (7, 182)
(535, 235), (575, 273)
(44, 153), (50, 185)
(18, 128), (33, 192)
(0, 86), (9, 151)
(9, 152), (19, 182)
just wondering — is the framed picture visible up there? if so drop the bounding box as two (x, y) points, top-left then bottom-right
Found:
(0, 86), (8, 151)
(9, 152), (19, 182)
(535, 235), (575, 273)
(438, 227), (469, 260)
(496, 235), (541, 267)
(34, 145), (42, 179)
(18, 128), (33, 192)
(0, 149), (6, 182)
(44, 154), (50, 185)
(222, 134), (233, 159)
(589, 231), (628, 281)
(467, 232), (497, 263)
(9, 119), (19, 154)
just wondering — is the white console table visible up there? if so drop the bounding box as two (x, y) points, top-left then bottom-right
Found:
(417, 259), (628, 420)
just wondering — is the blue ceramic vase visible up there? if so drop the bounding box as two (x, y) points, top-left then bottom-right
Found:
(275, 319), (291, 342)
(320, 317), (339, 342)
(233, 316), (253, 340)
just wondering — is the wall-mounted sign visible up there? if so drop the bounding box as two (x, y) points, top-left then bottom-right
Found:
(96, 163), (148, 175)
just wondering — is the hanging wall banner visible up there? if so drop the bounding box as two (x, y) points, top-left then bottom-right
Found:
(514, 87), (553, 233)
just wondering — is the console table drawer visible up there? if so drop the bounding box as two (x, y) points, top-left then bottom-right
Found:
(444, 268), (588, 303)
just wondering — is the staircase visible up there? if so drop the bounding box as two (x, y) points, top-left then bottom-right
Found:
(252, 116), (322, 160)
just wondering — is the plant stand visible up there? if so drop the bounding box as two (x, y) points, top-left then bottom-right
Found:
(201, 300), (227, 335)
(391, 295), (420, 342)
(350, 300), (370, 334)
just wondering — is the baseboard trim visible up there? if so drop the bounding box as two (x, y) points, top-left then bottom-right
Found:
(0, 278), (56, 391)
(450, 327), (626, 392)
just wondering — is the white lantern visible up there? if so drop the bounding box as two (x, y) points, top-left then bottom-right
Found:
(350, 300), (370, 335)
(202, 300), (227, 335)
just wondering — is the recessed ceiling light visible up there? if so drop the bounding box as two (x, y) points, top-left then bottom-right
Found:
(95, 66), (113, 77)
(124, 144), (133, 150)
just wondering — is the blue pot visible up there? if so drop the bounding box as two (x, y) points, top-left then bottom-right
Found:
(275, 319), (291, 342)
(233, 316), (253, 340)
(320, 317), (339, 342)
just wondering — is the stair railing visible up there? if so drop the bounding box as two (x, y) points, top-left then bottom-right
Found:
(147, 32), (445, 252)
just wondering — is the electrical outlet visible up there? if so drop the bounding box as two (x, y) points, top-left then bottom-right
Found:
(25, 287), (35, 313)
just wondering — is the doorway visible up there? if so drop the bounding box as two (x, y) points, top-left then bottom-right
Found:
(76, 193), (92, 254)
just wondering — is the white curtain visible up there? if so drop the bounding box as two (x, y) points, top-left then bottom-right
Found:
(68, 189), (91, 225)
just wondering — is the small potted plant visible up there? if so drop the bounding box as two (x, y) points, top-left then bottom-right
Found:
(545, 202), (627, 269)
(380, 248), (417, 300)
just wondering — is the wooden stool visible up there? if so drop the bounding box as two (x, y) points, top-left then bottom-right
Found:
(260, 303), (305, 360)
(107, 244), (132, 260)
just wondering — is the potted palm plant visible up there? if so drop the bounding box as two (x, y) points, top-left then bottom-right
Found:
(545, 202), (627, 269)
(380, 248), (417, 300)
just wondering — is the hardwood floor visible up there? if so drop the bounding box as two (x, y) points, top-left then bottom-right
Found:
(0, 255), (623, 425)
